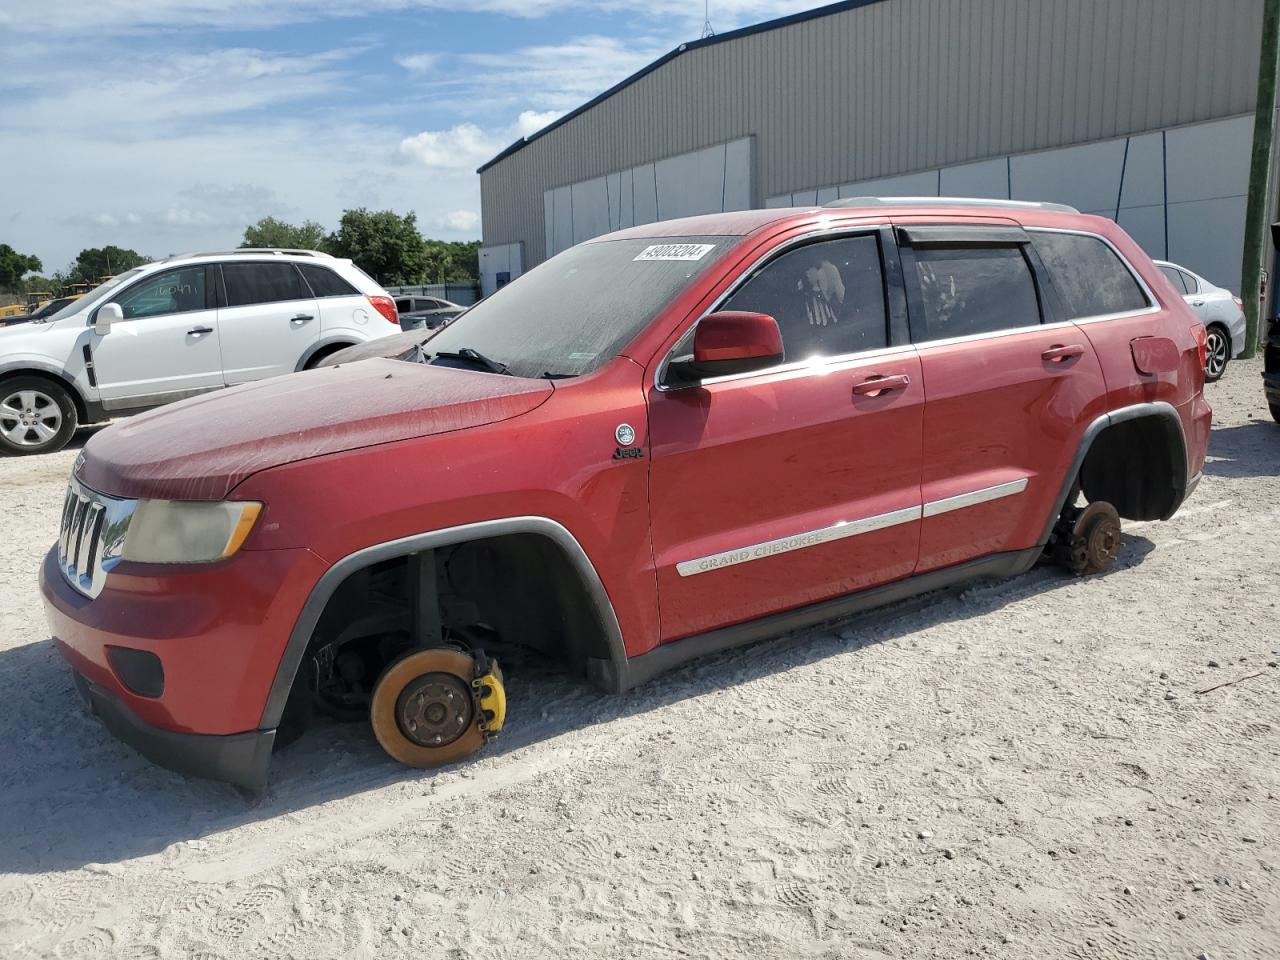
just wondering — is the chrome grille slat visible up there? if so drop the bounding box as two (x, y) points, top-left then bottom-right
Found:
(56, 478), (136, 600)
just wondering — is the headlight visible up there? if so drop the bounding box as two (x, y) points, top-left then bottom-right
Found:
(122, 500), (262, 564)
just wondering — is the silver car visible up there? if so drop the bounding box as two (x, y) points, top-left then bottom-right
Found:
(1155, 259), (1245, 382)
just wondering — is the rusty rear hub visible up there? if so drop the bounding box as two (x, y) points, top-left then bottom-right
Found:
(394, 672), (474, 748)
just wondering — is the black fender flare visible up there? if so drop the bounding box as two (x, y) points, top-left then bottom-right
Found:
(258, 516), (629, 730)
(1037, 400), (1190, 545)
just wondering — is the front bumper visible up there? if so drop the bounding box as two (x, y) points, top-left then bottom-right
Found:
(41, 543), (329, 790)
(71, 670), (275, 793)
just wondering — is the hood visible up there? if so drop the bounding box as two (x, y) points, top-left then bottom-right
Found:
(317, 329), (436, 367)
(77, 358), (553, 501)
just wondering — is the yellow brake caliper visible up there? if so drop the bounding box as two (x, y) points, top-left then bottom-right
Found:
(472, 655), (506, 743)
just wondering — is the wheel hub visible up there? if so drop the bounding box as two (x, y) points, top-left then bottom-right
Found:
(393, 671), (474, 748)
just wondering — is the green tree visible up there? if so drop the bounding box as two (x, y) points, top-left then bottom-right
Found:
(71, 246), (149, 282)
(327, 209), (429, 286)
(241, 216), (329, 251)
(0, 244), (43, 291)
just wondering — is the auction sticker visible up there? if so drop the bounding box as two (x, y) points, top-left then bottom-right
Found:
(633, 243), (716, 262)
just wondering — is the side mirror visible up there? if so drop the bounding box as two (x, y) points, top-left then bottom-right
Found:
(95, 302), (122, 336)
(668, 311), (784, 384)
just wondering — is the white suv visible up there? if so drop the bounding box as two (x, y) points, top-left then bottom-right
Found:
(0, 249), (400, 455)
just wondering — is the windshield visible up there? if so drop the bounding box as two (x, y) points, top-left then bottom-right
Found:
(42, 268), (146, 323)
(425, 237), (729, 378)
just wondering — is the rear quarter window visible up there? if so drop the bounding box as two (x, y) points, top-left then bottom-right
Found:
(299, 263), (360, 298)
(1033, 232), (1150, 319)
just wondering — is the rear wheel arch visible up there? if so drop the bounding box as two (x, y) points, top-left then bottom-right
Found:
(299, 340), (356, 371)
(261, 517), (628, 733)
(1039, 402), (1189, 541)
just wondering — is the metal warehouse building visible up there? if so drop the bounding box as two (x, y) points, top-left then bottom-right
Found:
(477, 0), (1273, 298)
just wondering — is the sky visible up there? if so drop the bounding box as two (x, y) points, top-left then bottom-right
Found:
(0, 0), (827, 274)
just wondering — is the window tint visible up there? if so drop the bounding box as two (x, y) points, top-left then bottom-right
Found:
(299, 263), (359, 298)
(222, 262), (309, 307)
(1034, 232), (1150, 319)
(1158, 265), (1187, 293)
(395, 297), (412, 313)
(722, 235), (888, 361)
(909, 246), (1040, 340)
(115, 266), (207, 320)
(1178, 270), (1200, 294)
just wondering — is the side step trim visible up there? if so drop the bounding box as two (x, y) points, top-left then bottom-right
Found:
(591, 547), (1042, 693)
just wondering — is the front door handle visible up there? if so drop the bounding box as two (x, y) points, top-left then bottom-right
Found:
(1041, 344), (1084, 363)
(187, 326), (213, 336)
(290, 314), (314, 325)
(1191, 300), (1205, 307)
(853, 374), (911, 396)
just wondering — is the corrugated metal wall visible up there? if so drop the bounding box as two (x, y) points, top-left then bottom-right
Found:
(481, 0), (1264, 266)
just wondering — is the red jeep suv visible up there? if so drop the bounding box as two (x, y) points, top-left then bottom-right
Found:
(40, 199), (1211, 792)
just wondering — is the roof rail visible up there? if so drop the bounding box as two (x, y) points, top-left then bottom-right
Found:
(160, 248), (333, 263)
(822, 196), (1080, 214)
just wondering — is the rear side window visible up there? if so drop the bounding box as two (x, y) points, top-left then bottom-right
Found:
(1178, 270), (1200, 294)
(395, 297), (412, 313)
(722, 234), (889, 360)
(300, 263), (359, 298)
(222, 263), (309, 307)
(1158, 265), (1187, 293)
(907, 246), (1041, 340)
(1034, 232), (1150, 319)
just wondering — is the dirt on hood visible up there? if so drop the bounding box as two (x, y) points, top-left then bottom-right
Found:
(75, 359), (553, 501)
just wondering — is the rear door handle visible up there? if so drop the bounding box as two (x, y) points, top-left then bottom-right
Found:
(853, 374), (911, 396)
(1192, 300), (1205, 307)
(290, 314), (314, 324)
(1041, 344), (1084, 363)
(187, 326), (214, 336)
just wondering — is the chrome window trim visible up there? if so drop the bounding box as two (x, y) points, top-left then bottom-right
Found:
(654, 223), (894, 392)
(676, 476), (1031, 577)
(1025, 227), (1162, 324)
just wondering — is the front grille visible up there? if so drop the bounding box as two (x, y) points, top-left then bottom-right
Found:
(57, 479), (134, 599)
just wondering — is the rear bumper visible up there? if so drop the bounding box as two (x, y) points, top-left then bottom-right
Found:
(72, 670), (275, 793)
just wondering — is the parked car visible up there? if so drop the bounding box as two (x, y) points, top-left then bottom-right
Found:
(40, 199), (1211, 792)
(1155, 260), (1244, 382)
(0, 296), (84, 328)
(395, 295), (465, 331)
(0, 249), (400, 455)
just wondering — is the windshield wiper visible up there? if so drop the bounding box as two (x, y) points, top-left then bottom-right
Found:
(539, 371), (576, 380)
(431, 347), (510, 375)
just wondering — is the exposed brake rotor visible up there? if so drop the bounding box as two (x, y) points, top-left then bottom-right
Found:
(1068, 501), (1122, 576)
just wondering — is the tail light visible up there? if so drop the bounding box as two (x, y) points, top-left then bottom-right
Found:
(1232, 295), (1244, 312)
(1191, 322), (1208, 369)
(367, 295), (398, 326)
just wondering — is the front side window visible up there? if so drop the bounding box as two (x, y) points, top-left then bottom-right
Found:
(908, 246), (1041, 340)
(222, 262), (309, 307)
(115, 266), (207, 320)
(395, 297), (412, 313)
(1034, 232), (1150, 319)
(721, 235), (888, 361)
(425, 236), (728, 379)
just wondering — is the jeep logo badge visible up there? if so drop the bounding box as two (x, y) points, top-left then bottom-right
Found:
(615, 423), (636, 446)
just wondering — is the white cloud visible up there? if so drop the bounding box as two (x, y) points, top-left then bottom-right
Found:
(439, 209), (480, 231)
(513, 109), (561, 138)
(2, 1), (821, 36)
(396, 52), (439, 74)
(399, 123), (500, 170)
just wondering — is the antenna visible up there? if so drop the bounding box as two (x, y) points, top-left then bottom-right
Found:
(701, 0), (715, 38)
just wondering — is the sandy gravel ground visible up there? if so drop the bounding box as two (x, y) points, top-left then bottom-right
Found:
(1, 360), (1278, 960)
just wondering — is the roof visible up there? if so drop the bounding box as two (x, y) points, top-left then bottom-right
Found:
(476, 0), (886, 174)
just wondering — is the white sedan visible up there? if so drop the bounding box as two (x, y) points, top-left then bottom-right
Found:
(1155, 259), (1245, 382)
